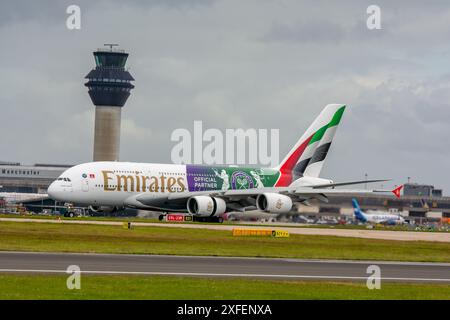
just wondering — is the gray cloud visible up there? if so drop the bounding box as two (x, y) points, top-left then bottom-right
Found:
(261, 20), (346, 44)
(0, 0), (449, 193)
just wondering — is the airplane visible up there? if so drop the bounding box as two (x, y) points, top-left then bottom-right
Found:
(48, 104), (397, 223)
(351, 197), (405, 225)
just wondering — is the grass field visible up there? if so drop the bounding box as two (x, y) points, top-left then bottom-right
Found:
(0, 221), (449, 262)
(0, 274), (448, 299)
(3, 213), (449, 232)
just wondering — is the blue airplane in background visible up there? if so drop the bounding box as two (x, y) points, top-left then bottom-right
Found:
(352, 198), (405, 225)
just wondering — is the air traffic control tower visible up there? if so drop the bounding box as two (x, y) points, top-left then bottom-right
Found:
(85, 45), (135, 161)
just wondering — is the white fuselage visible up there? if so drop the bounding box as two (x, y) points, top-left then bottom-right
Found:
(362, 211), (404, 224)
(48, 162), (189, 207)
(47, 161), (333, 213)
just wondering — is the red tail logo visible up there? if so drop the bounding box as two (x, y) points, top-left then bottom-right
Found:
(392, 185), (403, 198)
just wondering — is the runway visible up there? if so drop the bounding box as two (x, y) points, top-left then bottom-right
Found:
(1, 217), (449, 242)
(0, 251), (449, 283)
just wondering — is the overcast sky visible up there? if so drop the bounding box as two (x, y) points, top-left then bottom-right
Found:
(1, 0), (449, 193)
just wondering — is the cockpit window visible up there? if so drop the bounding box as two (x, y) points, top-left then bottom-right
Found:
(57, 177), (71, 182)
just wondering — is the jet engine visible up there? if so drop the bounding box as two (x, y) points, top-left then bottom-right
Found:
(256, 193), (293, 213)
(187, 196), (226, 216)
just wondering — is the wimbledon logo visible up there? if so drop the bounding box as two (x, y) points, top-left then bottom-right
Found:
(231, 171), (254, 190)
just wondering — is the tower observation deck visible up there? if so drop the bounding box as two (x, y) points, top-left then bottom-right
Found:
(85, 45), (135, 161)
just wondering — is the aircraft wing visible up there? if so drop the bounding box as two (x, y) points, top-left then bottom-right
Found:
(128, 178), (400, 211)
(223, 187), (388, 197)
(163, 177), (393, 201)
(133, 185), (394, 206)
(308, 179), (389, 189)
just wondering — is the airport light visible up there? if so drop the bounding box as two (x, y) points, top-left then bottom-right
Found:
(365, 173), (368, 190)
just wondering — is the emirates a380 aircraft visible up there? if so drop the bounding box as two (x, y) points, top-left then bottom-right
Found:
(48, 104), (395, 222)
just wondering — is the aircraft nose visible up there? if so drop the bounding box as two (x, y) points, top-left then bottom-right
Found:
(47, 181), (59, 200)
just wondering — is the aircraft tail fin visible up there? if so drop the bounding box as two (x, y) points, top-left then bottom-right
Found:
(352, 198), (367, 222)
(275, 104), (346, 186)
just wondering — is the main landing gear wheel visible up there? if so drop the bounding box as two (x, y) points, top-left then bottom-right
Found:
(158, 214), (165, 221)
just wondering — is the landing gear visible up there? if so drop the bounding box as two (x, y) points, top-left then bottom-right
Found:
(193, 216), (224, 223)
(158, 214), (165, 221)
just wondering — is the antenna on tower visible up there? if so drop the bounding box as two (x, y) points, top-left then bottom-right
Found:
(103, 43), (119, 51)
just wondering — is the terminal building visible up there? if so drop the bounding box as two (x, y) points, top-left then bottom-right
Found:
(0, 161), (71, 193)
(403, 183), (443, 197)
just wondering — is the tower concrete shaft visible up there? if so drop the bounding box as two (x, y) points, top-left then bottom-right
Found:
(93, 106), (122, 161)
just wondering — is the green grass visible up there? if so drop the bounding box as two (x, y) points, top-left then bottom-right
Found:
(0, 221), (449, 262)
(0, 274), (448, 299)
(3, 213), (449, 233)
(0, 213), (161, 223)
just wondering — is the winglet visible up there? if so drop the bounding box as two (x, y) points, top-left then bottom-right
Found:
(392, 185), (403, 198)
